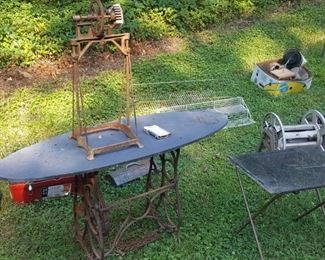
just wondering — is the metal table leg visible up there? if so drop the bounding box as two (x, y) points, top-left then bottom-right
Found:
(295, 197), (325, 221)
(314, 189), (325, 218)
(237, 193), (283, 233)
(236, 167), (264, 260)
(293, 188), (325, 221)
(73, 173), (106, 259)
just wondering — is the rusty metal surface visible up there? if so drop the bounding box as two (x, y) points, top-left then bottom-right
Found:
(73, 149), (181, 258)
(70, 0), (141, 160)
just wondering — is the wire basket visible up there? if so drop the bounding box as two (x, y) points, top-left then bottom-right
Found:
(135, 89), (254, 129)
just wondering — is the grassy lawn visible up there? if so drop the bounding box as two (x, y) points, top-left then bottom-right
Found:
(1, 2), (325, 259)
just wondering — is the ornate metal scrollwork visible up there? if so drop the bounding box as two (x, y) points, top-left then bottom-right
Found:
(73, 149), (182, 259)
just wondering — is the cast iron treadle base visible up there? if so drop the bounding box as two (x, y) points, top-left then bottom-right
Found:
(73, 149), (181, 259)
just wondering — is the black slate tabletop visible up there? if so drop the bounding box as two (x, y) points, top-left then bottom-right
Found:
(0, 110), (227, 183)
(230, 147), (325, 194)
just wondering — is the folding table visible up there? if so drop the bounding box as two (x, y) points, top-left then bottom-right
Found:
(230, 147), (325, 259)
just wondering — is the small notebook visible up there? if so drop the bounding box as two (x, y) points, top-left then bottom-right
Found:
(143, 125), (171, 139)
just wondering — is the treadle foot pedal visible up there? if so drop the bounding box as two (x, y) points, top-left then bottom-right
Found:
(106, 160), (150, 187)
(116, 230), (162, 253)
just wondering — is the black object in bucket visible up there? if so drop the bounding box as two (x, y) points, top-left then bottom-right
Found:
(279, 48), (303, 69)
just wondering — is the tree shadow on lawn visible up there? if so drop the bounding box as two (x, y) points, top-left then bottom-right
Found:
(131, 17), (325, 129)
(132, 32), (252, 99)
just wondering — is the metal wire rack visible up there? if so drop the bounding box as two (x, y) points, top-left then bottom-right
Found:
(135, 88), (254, 129)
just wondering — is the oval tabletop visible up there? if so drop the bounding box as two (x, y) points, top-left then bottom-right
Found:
(0, 110), (227, 183)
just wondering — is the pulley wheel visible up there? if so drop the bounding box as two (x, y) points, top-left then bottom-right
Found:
(263, 112), (286, 150)
(89, 0), (105, 37)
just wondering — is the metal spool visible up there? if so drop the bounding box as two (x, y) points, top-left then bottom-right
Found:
(259, 110), (324, 151)
(301, 109), (325, 151)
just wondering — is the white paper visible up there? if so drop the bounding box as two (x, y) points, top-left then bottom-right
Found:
(143, 125), (171, 139)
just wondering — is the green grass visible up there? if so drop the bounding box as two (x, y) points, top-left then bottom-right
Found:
(1, 2), (325, 259)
